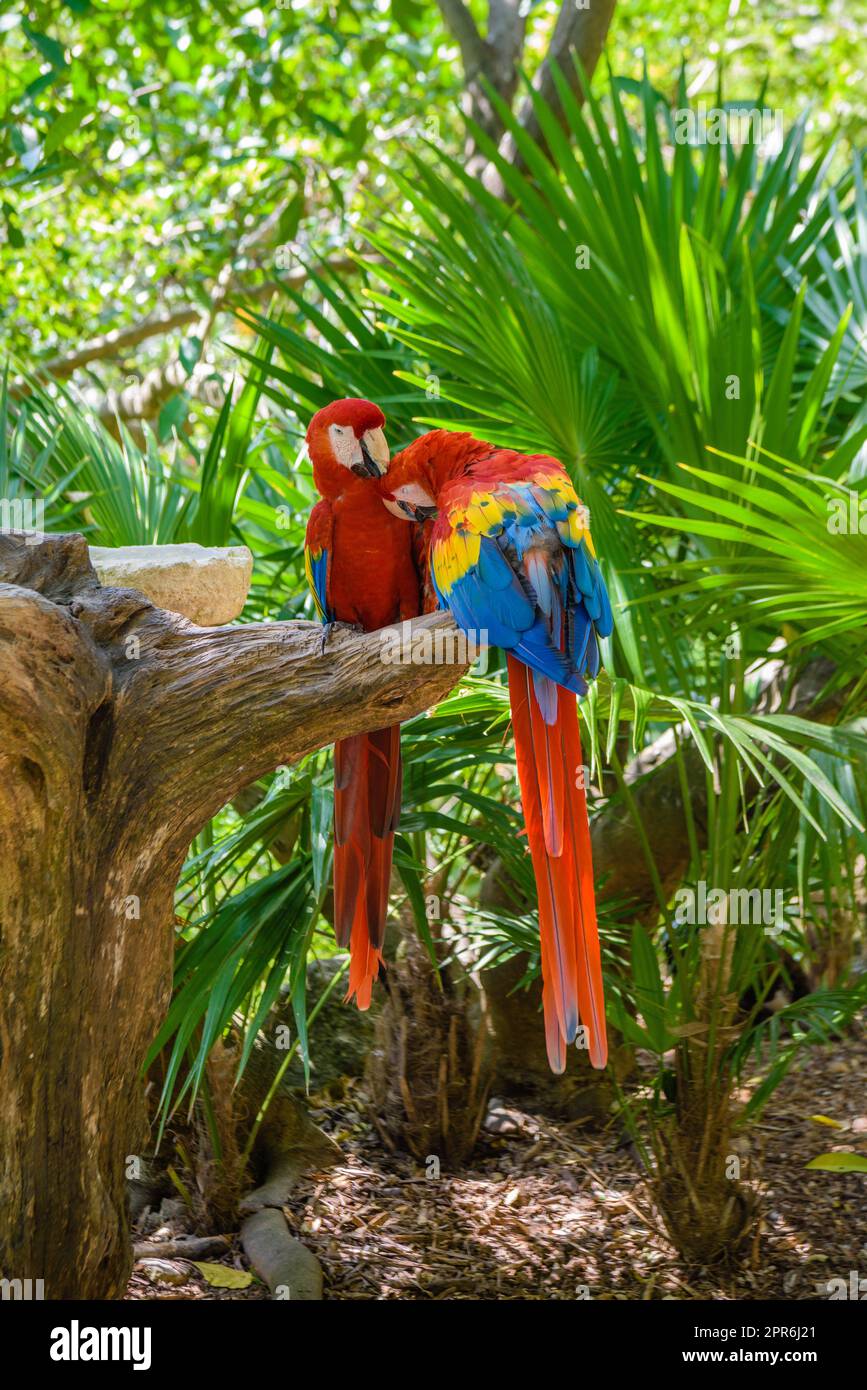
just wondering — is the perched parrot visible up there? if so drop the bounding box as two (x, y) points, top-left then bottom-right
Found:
(382, 429), (613, 1071)
(304, 399), (422, 1008)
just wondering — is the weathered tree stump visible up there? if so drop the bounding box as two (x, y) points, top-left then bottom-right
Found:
(0, 531), (462, 1299)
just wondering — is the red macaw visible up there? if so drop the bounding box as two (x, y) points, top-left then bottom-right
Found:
(383, 430), (613, 1071)
(304, 399), (422, 1008)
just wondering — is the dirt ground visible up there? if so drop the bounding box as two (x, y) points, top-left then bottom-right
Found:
(127, 1021), (867, 1301)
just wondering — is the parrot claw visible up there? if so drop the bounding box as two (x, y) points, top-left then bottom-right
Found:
(320, 620), (363, 653)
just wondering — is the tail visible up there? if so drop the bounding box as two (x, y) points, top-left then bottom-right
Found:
(507, 654), (607, 1072)
(333, 725), (401, 1009)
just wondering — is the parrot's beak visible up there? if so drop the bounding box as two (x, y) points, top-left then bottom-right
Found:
(383, 491), (438, 523)
(352, 444), (380, 478)
(351, 426), (390, 478)
(400, 501), (438, 522)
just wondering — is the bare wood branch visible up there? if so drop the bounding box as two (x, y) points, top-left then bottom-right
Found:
(0, 529), (465, 1298)
(43, 306), (215, 380)
(39, 257), (357, 381)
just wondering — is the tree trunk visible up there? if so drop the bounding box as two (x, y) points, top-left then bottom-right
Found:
(0, 531), (464, 1299)
(434, 0), (617, 181)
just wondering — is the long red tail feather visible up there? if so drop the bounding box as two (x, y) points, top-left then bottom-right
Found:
(333, 726), (401, 1008)
(507, 655), (608, 1072)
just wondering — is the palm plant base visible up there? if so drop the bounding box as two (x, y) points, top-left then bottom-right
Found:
(366, 931), (492, 1168)
(655, 1169), (757, 1267)
(653, 1076), (759, 1265)
(189, 1042), (250, 1230)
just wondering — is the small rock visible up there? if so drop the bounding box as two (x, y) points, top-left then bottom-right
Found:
(593, 1188), (629, 1213)
(485, 1113), (520, 1135)
(559, 1169), (582, 1194)
(157, 1198), (189, 1226)
(138, 1259), (188, 1287)
(484, 1100), (525, 1135)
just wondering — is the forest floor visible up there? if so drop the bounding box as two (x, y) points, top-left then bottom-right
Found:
(127, 1020), (867, 1301)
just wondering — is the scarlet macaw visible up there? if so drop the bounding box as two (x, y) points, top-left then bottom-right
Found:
(383, 429), (613, 1071)
(304, 399), (422, 1007)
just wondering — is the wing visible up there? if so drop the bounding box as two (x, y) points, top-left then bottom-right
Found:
(304, 499), (334, 624)
(430, 458), (612, 699)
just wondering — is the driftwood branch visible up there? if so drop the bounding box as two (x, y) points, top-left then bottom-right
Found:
(0, 530), (464, 1299)
(0, 530), (464, 868)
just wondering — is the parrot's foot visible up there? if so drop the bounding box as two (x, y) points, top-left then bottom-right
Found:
(320, 620), (363, 653)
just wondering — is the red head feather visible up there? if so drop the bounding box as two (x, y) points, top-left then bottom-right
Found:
(306, 398), (387, 497)
(383, 429), (489, 519)
(307, 398), (385, 443)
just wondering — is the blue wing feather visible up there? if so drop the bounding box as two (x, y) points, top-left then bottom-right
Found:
(433, 469), (612, 710)
(308, 549), (332, 623)
(304, 503), (334, 624)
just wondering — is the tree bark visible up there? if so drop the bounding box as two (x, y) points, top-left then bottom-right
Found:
(505, 1), (618, 153)
(0, 531), (464, 1299)
(435, 0), (526, 159)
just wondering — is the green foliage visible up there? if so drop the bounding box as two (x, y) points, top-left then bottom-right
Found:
(806, 1152), (867, 1173)
(2, 356), (275, 546)
(4, 20), (866, 1154)
(623, 441), (867, 670)
(158, 70), (867, 1128)
(0, 0), (464, 366)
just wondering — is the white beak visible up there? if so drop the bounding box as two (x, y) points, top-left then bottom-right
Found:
(362, 426), (390, 474)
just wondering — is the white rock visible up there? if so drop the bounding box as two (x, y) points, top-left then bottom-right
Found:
(137, 1258), (188, 1286)
(89, 543), (253, 626)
